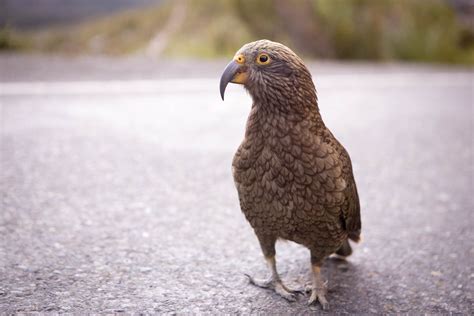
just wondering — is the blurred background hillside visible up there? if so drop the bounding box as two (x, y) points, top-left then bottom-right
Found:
(1, 0), (473, 64)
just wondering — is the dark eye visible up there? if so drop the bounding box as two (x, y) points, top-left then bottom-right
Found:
(256, 53), (271, 65)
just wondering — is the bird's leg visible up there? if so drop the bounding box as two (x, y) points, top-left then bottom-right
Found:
(246, 255), (298, 301)
(246, 235), (299, 301)
(307, 260), (329, 310)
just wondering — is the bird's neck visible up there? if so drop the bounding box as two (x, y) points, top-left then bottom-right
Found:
(248, 83), (325, 130)
(249, 68), (321, 116)
(246, 97), (326, 140)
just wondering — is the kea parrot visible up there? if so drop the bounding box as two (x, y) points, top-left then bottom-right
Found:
(219, 40), (361, 310)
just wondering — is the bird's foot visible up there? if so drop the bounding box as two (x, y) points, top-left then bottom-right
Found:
(308, 282), (329, 310)
(245, 274), (300, 302)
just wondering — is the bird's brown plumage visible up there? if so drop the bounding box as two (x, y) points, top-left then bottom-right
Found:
(221, 39), (361, 308)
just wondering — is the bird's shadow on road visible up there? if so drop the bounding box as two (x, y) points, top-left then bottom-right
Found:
(272, 256), (382, 313)
(236, 241), (384, 313)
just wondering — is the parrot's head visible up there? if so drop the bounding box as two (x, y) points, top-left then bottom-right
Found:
(219, 39), (315, 105)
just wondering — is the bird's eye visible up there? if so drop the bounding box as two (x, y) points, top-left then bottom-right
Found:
(257, 53), (270, 65)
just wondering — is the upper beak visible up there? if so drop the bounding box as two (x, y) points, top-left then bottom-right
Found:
(219, 59), (248, 100)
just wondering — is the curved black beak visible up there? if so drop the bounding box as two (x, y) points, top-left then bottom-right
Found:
(219, 60), (247, 101)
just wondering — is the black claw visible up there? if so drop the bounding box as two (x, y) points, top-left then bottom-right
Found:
(292, 288), (305, 295)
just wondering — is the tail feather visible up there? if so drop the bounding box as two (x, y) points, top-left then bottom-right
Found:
(348, 230), (361, 243)
(335, 239), (353, 257)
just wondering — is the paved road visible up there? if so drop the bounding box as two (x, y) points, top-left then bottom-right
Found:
(0, 55), (473, 314)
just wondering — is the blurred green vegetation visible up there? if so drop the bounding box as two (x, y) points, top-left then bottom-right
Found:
(0, 27), (30, 50)
(1, 3), (172, 55)
(163, 0), (253, 57)
(312, 0), (473, 63)
(1, 0), (473, 64)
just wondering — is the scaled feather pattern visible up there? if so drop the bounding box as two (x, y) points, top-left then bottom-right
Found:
(221, 40), (361, 309)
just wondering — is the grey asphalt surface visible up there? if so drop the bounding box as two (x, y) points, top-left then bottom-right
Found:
(0, 55), (473, 314)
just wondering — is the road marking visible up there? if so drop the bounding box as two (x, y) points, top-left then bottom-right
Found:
(0, 73), (471, 96)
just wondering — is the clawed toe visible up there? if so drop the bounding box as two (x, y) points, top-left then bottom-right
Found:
(275, 282), (297, 301)
(308, 285), (329, 310)
(245, 274), (272, 288)
(245, 274), (300, 302)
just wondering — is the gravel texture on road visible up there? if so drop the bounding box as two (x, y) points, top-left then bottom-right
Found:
(0, 55), (473, 314)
